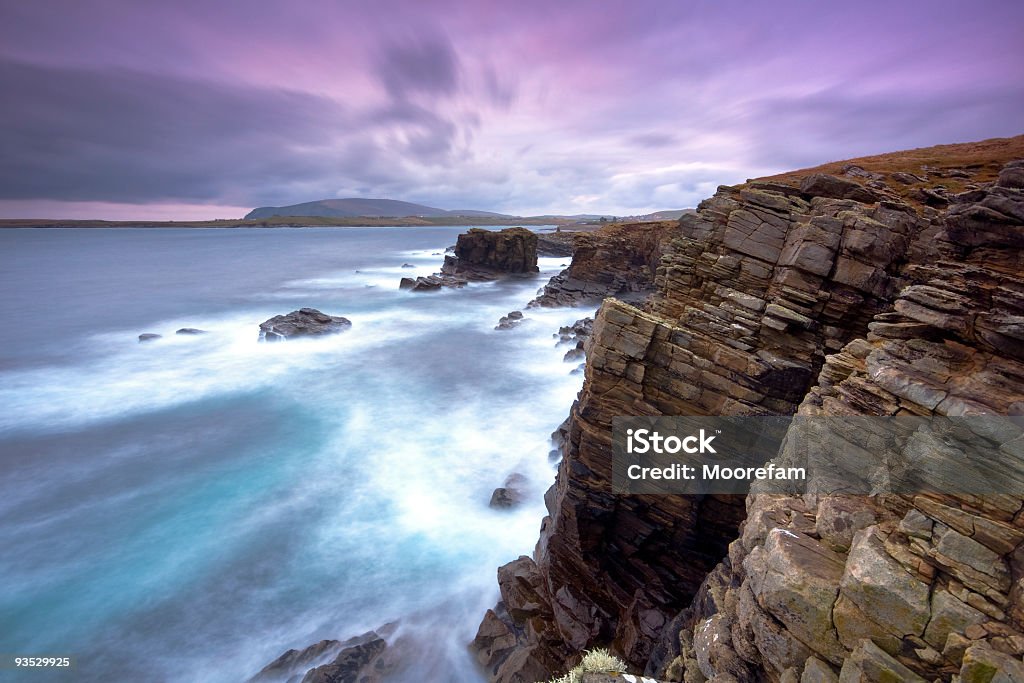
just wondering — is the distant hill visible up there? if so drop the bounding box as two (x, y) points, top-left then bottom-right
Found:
(245, 198), (516, 220)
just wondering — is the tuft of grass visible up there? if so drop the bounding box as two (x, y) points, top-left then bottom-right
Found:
(548, 648), (628, 683)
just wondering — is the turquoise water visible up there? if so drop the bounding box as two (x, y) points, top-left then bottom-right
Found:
(0, 227), (586, 682)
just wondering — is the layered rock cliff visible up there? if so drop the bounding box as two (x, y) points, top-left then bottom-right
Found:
(473, 140), (1024, 683)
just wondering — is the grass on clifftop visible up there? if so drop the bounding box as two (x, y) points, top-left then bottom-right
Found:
(749, 134), (1024, 206)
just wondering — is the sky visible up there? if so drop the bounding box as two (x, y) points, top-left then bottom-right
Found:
(0, 0), (1022, 220)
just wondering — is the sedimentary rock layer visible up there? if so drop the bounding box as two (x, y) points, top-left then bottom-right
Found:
(474, 155), (1024, 682)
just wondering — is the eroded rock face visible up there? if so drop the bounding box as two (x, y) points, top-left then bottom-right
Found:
(531, 222), (677, 307)
(653, 164), (1024, 681)
(446, 227), (539, 275)
(474, 161), (1024, 682)
(258, 308), (352, 341)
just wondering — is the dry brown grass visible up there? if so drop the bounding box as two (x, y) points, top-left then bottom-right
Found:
(748, 134), (1024, 206)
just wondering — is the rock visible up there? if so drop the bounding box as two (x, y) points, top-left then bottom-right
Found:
(836, 527), (930, 645)
(495, 311), (525, 331)
(138, 333), (161, 342)
(400, 263), (414, 268)
(799, 174), (879, 203)
(890, 171), (925, 185)
(251, 626), (400, 683)
(815, 497), (877, 552)
(175, 327), (206, 335)
(959, 642), (1024, 682)
(445, 227), (539, 275)
(801, 657), (839, 683)
(923, 589), (986, 649)
(530, 222), (676, 307)
(563, 346), (585, 363)
(997, 162), (1024, 189)
(841, 165), (883, 181)
(258, 308), (352, 341)
(489, 473), (527, 509)
(300, 631), (391, 683)
(399, 275), (452, 292)
(837, 639), (926, 682)
(537, 232), (576, 257)
(249, 639), (342, 682)
(745, 528), (846, 663)
(475, 141), (1024, 683)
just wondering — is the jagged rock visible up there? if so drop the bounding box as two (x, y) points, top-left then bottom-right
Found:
(251, 626), (400, 683)
(530, 222), (675, 307)
(799, 174), (879, 203)
(138, 333), (161, 342)
(300, 631), (390, 683)
(258, 308), (352, 341)
(249, 639), (342, 682)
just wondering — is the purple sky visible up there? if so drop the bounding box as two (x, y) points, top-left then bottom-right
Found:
(1, 0), (1022, 219)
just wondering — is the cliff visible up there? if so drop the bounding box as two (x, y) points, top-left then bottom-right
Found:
(531, 221), (678, 307)
(473, 137), (1024, 683)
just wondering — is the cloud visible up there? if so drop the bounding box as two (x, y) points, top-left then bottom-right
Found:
(375, 34), (460, 99)
(0, 59), (351, 205)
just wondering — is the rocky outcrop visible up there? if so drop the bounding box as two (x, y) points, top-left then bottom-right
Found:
(258, 308), (352, 341)
(537, 231), (577, 258)
(445, 227), (539, 275)
(402, 227), (540, 292)
(250, 626), (400, 683)
(531, 222), (677, 307)
(475, 158), (1024, 682)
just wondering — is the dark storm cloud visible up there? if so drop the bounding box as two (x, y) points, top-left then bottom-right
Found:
(0, 59), (354, 204)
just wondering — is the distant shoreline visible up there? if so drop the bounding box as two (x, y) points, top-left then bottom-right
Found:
(0, 215), (577, 229)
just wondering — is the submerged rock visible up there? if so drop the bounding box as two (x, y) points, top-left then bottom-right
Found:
(258, 308), (351, 342)
(489, 473), (527, 509)
(495, 311), (524, 330)
(175, 327), (206, 335)
(138, 333), (161, 342)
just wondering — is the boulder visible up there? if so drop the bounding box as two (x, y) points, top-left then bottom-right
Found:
(258, 308), (352, 341)
(799, 174), (879, 203)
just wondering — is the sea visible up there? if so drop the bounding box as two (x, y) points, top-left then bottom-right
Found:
(0, 226), (589, 682)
